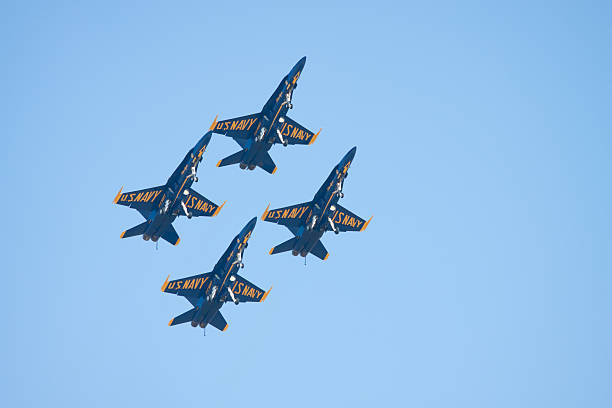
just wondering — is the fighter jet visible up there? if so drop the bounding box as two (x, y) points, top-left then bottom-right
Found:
(113, 129), (225, 246)
(161, 217), (272, 333)
(210, 56), (320, 174)
(261, 147), (371, 260)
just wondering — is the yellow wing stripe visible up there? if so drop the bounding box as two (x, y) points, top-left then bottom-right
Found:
(260, 286), (273, 302)
(216, 159), (222, 167)
(308, 129), (321, 145)
(360, 216), (373, 231)
(324, 253), (329, 260)
(268, 247), (275, 255)
(119, 231), (126, 238)
(168, 318), (174, 326)
(113, 186), (123, 204)
(161, 275), (170, 292)
(261, 204), (270, 220)
(213, 201), (226, 217)
(222, 324), (228, 332)
(174, 238), (181, 246)
(209, 115), (218, 131)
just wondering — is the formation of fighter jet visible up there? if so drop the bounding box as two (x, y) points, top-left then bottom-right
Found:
(161, 217), (271, 333)
(210, 57), (320, 174)
(114, 57), (373, 335)
(261, 147), (371, 260)
(113, 131), (225, 246)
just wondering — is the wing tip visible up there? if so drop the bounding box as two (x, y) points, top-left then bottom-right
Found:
(268, 247), (275, 255)
(174, 238), (181, 246)
(213, 201), (226, 217)
(261, 203), (270, 220)
(222, 324), (228, 332)
(119, 230), (126, 239)
(261, 286), (273, 302)
(113, 186), (123, 204)
(209, 115), (218, 131)
(216, 159), (222, 167)
(308, 129), (321, 145)
(361, 216), (373, 231)
(161, 275), (170, 292)
(272, 166), (277, 174)
(168, 318), (174, 326)
(324, 253), (329, 261)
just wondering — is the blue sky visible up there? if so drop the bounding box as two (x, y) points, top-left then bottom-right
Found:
(2, 1), (611, 407)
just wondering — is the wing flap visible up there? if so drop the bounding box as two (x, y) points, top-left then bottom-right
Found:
(229, 275), (271, 303)
(212, 113), (260, 139)
(180, 189), (225, 218)
(161, 272), (214, 298)
(114, 186), (165, 211)
(276, 116), (320, 145)
(261, 202), (311, 227)
(328, 204), (372, 232)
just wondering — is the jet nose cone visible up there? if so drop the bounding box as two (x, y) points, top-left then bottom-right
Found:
(245, 217), (257, 231)
(201, 131), (213, 145)
(290, 57), (306, 76)
(346, 146), (357, 161)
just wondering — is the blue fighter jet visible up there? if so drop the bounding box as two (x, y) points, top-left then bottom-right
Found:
(113, 130), (225, 246)
(161, 217), (272, 333)
(210, 57), (320, 174)
(262, 147), (372, 260)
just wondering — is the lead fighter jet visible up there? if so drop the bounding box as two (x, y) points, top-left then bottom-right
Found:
(210, 56), (320, 174)
(113, 129), (225, 246)
(161, 217), (272, 333)
(261, 147), (372, 260)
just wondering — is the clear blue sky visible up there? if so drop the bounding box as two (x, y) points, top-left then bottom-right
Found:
(2, 1), (611, 407)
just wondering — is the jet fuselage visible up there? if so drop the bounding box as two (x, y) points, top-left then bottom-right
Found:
(142, 133), (211, 241)
(239, 57), (306, 169)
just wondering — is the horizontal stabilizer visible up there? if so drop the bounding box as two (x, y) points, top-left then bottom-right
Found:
(269, 237), (298, 255)
(209, 311), (228, 332)
(168, 308), (197, 326)
(258, 152), (277, 174)
(310, 240), (329, 260)
(120, 221), (149, 239)
(216, 150), (244, 168)
(161, 224), (180, 246)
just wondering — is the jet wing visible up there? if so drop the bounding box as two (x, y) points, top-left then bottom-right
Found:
(211, 113), (260, 139)
(261, 202), (312, 227)
(113, 186), (164, 212)
(161, 272), (214, 298)
(276, 116), (320, 145)
(179, 189), (225, 217)
(230, 275), (272, 303)
(327, 204), (372, 232)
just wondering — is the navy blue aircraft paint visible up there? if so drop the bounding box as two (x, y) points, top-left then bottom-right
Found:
(161, 217), (272, 332)
(113, 130), (225, 246)
(210, 57), (320, 174)
(261, 147), (372, 260)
